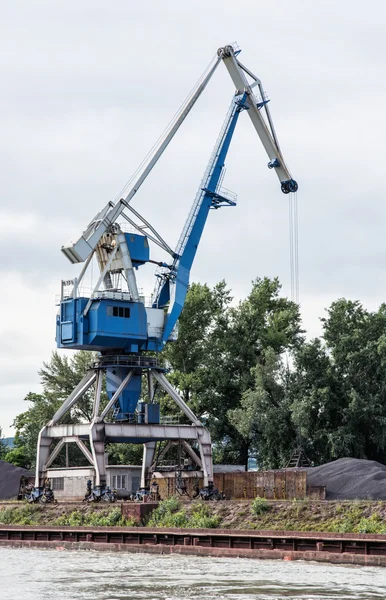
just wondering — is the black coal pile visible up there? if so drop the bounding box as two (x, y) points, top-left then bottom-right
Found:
(305, 457), (386, 500)
(0, 460), (33, 500)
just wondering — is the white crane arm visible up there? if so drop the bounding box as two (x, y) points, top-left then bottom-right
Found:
(62, 55), (222, 264)
(218, 45), (297, 193)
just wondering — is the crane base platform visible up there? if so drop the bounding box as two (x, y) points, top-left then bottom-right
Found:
(35, 355), (213, 491)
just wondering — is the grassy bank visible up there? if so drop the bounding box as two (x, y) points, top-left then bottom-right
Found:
(1, 498), (386, 534)
(0, 503), (136, 527)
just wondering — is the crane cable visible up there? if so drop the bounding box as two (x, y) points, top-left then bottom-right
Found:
(289, 191), (299, 304)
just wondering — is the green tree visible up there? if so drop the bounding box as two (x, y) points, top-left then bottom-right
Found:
(0, 426), (7, 460)
(203, 277), (302, 466)
(164, 280), (232, 406)
(289, 338), (347, 465)
(289, 299), (386, 465)
(106, 443), (144, 465)
(3, 433), (31, 469)
(39, 350), (97, 421)
(165, 277), (303, 467)
(12, 351), (99, 468)
(228, 349), (295, 469)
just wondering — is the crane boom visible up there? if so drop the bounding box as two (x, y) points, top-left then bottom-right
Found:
(61, 55), (222, 265)
(155, 94), (247, 343)
(218, 45), (298, 194)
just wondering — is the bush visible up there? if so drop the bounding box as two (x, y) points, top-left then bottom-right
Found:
(147, 498), (220, 529)
(355, 514), (386, 534)
(251, 497), (269, 515)
(189, 504), (220, 529)
(52, 508), (135, 528)
(0, 505), (39, 525)
(147, 497), (182, 527)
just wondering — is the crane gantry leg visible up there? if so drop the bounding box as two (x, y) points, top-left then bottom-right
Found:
(35, 355), (214, 490)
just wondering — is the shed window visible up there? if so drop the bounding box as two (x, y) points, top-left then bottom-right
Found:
(51, 478), (64, 491)
(112, 474), (128, 490)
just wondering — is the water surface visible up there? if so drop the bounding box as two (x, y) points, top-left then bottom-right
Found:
(1, 547), (386, 599)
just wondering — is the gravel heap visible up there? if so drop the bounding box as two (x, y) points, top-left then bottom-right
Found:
(0, 460), (33, 499)
(305, 457), (386, 500)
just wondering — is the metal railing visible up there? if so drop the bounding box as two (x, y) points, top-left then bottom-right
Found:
(58, 283), (153, 307)
(160, 415), (180, 425)
(94, 354), (161, 369)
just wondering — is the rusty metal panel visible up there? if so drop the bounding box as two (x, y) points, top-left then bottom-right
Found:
(233, 473), (247, 498)
(156, 477), (169, 500)
(263, 471), (275, 499)
(246, 472), (256, 498)
(307, 485), (326, 500)
(285, 470), (296, 499)
(213, 473), (225, 494)
(295, 471), (307, 499)
(254, 472), (265, 497)
(223, 473), (236, 498)
(274, 471), (286, 499)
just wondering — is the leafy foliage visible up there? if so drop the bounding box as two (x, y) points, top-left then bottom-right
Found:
(251, 497), (269, 515)
(147, 497), (220, 529)
(0, 505), (39, 526)
(52, 508), (136, 527)
(10, 278), (386, 471)
(289, 299), (386, 465)
(9, 351), (101, 469)
(0, 427), (8, 460)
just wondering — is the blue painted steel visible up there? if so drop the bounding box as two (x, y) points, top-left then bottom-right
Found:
(56, 298), (147, 352)
(56, 95), (245, 422)
(159, 95), (246, 343)
(106, 371), (142, 420)
(125, 232), (149, 267)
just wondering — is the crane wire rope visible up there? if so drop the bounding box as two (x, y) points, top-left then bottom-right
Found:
(112, 53), (220, 205)
(288, 190), (302, 464)
(289, 191), (299, 304)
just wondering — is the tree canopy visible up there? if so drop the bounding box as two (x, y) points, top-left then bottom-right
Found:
(4, 280), (386, 471)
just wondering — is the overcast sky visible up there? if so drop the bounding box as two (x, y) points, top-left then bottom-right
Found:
(1, 0), (386, 435)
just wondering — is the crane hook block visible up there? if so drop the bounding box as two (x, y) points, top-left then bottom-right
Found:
(281, 179), (298, 194)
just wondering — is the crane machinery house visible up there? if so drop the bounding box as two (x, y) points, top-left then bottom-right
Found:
(35, 43), (297, 500)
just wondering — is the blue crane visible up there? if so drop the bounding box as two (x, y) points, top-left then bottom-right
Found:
(36, 44), (298, 492)
(55, 94), (247, 422)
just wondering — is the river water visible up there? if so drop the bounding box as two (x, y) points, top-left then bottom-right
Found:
(1, 547), (386, 599)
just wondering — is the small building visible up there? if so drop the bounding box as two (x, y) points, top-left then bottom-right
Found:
(106, 465), (141, 498)
(46, 465), (142, 500)
(47, 467), (95, 500)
